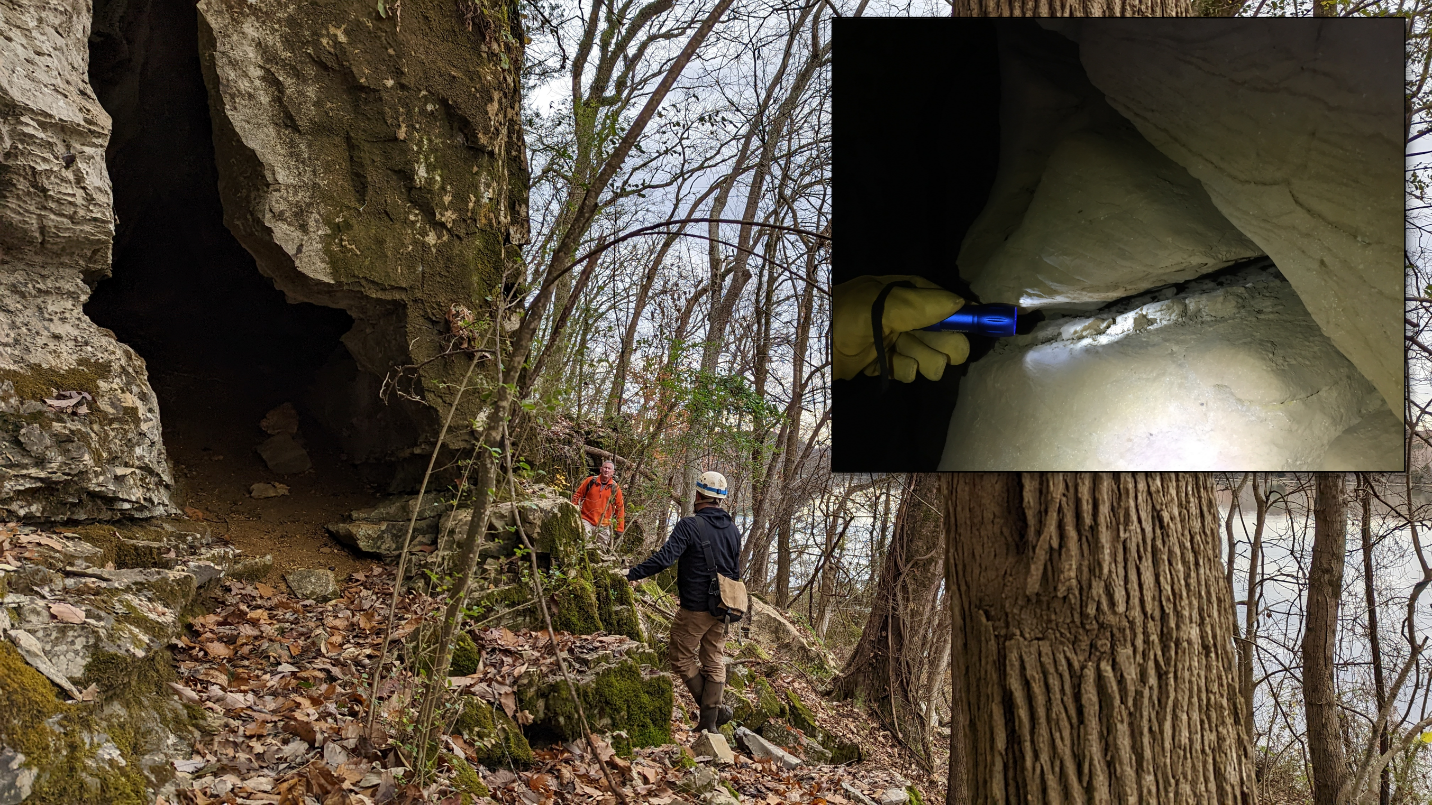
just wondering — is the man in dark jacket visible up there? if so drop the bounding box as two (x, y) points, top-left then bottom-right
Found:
(625, 470), (741, 734)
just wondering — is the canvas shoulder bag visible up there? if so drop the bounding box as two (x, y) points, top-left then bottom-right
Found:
(692, 516), (749, 623)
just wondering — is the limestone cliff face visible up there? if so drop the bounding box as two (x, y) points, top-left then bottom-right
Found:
(0, 0), (175, 521)
(197, 0), (530, 463)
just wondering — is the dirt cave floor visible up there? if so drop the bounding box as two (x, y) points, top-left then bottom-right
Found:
(150, 367), (388, 587)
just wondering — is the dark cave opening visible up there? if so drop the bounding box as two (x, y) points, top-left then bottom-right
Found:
(83, 0), (383, 529)
(830, 18), (1002, 472)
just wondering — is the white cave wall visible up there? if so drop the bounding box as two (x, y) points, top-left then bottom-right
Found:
(941, 267), (1401, 470)
(945, 20), (1404, 470)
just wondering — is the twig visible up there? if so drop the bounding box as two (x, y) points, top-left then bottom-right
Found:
(502, 418), (629, 805)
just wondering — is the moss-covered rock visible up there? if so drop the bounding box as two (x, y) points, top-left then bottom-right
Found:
(448, 753), (491, 799)
(455, 698), (534, 768)
(450, 632), (482, 677)
(753, 678), (787, 721)
(593, 567), (643, 641)
(0, 641), (155, 805)
(784, 689), (818, 735)
(736, 641), (770, 662)
(550, 575), (603, 635)
(522, 658), (672, 749)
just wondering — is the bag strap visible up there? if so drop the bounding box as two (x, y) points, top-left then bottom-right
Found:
(871, 280), (916, 394)
(690, 515), (727, 617)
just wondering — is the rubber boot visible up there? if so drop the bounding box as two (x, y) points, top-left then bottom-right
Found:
(698, 676), (734, 732)
(681, 674), (705, 724)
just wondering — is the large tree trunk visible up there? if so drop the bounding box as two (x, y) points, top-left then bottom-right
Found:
(1305, 473), (1348, 805)
(945, 473), (1255, 803)
(832, 474), (946, 759)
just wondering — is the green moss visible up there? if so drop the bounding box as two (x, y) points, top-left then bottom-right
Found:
(907, 785), (925, 805)
(534, 659), (672, 748)
(0, 640), (65, 761)
(534, 502), (583, 569)
(0, 643), (153, 805)
(550, 575), (603, 635)
(753, 678), (787, 721)
(784, 689), (818, 735)
(593, 567), (644, 641)
(449, 754), (490, 797)
(451, 632), (481, 676)
(455, 698), (534, 768)
(727, 663), (750, 692)
(0, 359), (107, 403)
(674, 747), (696, 769)
(736, 641), (770, 662)
(722, 781), (741, 800)
(610, 732), (633, 759)
(718, 722), (736, 747)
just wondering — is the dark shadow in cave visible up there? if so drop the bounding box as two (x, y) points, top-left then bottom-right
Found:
(83, 0), (378, 523)
(830, 18), (1002, 472)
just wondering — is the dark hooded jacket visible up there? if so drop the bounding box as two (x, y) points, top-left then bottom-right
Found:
(626, 505), (742, 613)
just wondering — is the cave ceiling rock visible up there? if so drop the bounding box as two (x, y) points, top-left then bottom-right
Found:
(196, 0), (530, 462)
(960, 22), (1265, 311)
(941, 269), (1401, 471)
(0, 0), (175, 521)
(1054, 19), (1404, 419)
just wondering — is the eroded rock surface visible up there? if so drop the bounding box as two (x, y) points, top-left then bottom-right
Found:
(196, 0), (530, 463)
(942, 266), (1400, 470)
(1058, 19), (1404, 418)
(959, 23), (1262, 312)
(0, 0), (175, 521)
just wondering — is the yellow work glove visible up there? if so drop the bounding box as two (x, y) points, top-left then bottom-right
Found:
(833, 275), (970, 382)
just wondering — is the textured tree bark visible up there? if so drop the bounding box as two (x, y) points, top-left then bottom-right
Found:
(1305, 473), (1348, 805)
(945, 473), (1256, 804)
(833, 475), (946, 758)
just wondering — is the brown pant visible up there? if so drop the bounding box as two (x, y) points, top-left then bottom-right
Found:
(668, 606), (726, 683)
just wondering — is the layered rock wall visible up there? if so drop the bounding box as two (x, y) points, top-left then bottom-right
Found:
(0, 0), (175, 520)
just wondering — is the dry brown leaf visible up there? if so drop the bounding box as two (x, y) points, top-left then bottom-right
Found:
(49, 602), (86, 623)
(203, 641), (234, 659)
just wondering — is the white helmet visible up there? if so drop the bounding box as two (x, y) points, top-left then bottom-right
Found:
(696, 471), (729, 499)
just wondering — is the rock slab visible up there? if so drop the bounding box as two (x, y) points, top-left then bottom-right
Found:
(284, 568), (339, 602)
(691, 732), (736, 765)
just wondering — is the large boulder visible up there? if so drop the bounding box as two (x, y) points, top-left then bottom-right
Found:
(745, 598), (833, 674)
(0, 0), (175, 522)
(941, 266), (1401, 470)
(196, 0), (531, 464)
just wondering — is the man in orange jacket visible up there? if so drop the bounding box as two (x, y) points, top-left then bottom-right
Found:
(571, 459), (624, 545)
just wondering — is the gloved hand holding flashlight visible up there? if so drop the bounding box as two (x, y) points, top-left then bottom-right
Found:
(834, 275), (970, 383)
(834, 275), (1019, 384)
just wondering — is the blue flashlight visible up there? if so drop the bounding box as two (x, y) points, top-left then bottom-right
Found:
(921, 303), (1019, 337)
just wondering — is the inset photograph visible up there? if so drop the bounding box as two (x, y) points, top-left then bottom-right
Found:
(832, 18), (1404, 472)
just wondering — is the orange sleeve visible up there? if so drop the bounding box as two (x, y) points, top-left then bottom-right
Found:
(571, 478), (588, 507)
(613, 485), (625, 532)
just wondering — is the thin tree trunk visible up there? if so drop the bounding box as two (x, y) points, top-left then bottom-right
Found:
(1239, 476), (1268, 742)
(945, 473), (1256, 803)
(1359, 477), (1390, 805)
(1306, 473), (1348, 805)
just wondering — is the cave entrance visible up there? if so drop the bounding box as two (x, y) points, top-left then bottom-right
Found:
(83, 0), (382, 577)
